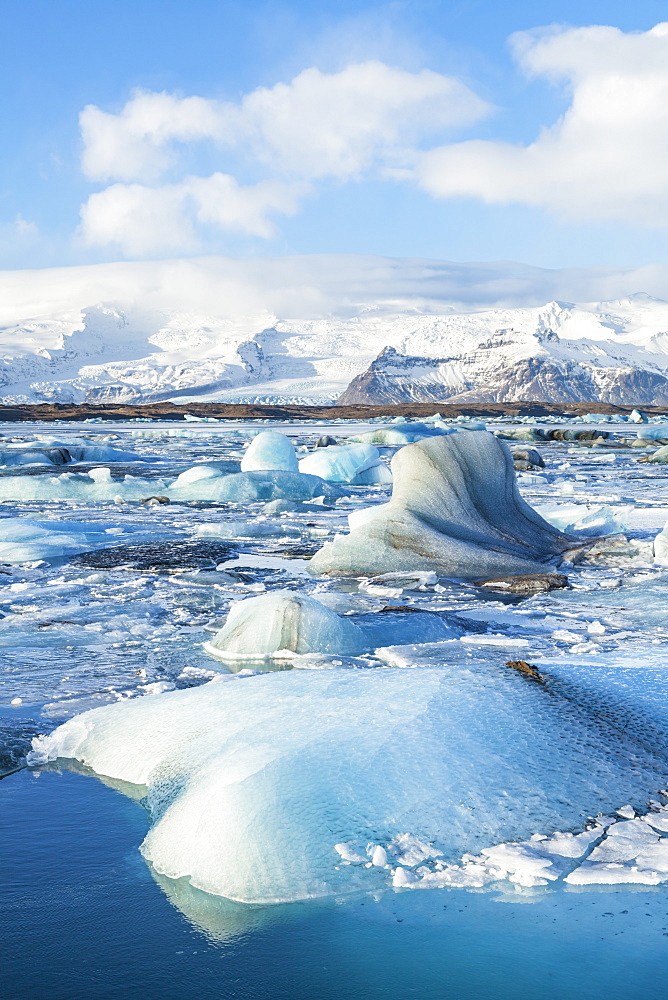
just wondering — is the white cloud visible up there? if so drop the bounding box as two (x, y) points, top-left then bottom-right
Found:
(78, 61), (489, 255)
(80, 175), (302, 255)
(220, 62), (489, 179)
(414, 22), (668, 225)
(80, 93), (223, 182)
(80, 62), (489, 184)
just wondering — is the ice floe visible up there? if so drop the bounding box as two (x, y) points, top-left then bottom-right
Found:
(31, 661), (668, 904)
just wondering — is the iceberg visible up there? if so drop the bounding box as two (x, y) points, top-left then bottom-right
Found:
(308, 431), (571, 579)
(32, 662), (668, 905)
(345, 422), (456, 446)
(203, 591), (461, 662)
(167, 469), (339, 504)
(0, 465), (338, 504)
(240, 431), (298, 472)
(0, 468), (167, 503)
(535, 502), (633, 536)
(0, 517), (115, 562)
(636, 425), (668, 441)
(0, 440), (154, 467)
(204, 591), (362, 660)
(298, 443), (391, 484)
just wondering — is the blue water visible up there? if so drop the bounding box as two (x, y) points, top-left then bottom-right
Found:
(2, 767), (668, 1000)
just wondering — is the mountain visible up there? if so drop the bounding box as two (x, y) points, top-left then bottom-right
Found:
(336, 299), (668, 405)
(1, 256), (668, 405)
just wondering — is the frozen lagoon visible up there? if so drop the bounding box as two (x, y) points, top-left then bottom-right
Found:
(3, 416), (668, 997)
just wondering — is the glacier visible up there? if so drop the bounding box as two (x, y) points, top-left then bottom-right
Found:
(5, 257), (668, 405)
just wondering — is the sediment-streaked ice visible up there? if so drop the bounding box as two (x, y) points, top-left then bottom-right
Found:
(309, 432), (571, 579)
(346, 422), (456, 446)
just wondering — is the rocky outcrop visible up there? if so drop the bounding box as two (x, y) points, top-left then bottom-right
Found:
(336, 346), (668, 407)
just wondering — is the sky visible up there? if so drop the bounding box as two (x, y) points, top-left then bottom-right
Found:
(2, 0), (668, 272)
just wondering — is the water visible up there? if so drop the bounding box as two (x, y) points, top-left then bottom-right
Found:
(2, 418), (668, 998)
(2, 768), (668, 1000)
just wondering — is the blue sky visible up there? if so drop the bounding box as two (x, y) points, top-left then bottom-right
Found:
(2, 0), (668, 270)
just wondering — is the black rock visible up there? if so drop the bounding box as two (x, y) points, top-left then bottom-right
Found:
(75, 539), (237, 572)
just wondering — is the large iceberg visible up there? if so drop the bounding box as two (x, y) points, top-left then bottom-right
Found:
(240, 431), (299, 473)
(309, 431), (572, 579)
(298, 443), (392, 484)
(32, 663), (668, 904)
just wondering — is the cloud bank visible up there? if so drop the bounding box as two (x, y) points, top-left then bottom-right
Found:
(77, 23), (668, 256)
(79, 62), (488, 254)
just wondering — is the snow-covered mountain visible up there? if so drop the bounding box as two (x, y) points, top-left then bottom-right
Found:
(2, 255), (668, 405)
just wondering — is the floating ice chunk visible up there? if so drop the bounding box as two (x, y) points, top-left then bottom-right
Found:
(0, 468), (168, 503)
(204, 591), (363, 660)
(535, 502), (632, 536)
(168, 469), (339, 504)
(392, 867), (419, 886)
(636, 425), (668, 440)
(298, 443), (389, 484)
(346, 422), (456, 446)
(195, 521), (301, 539)
(33, 662), (668, 904)
(309, 432), (571, 579)
(358, 571), (438, 596)
(203, 591), (460, 662)
(240, 431), (298, 472)
(0, 440), (152, 468)
(0, 517), (143, 562)
(630, 409), (648, 423)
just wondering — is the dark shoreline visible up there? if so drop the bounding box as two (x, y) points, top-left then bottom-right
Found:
(0, 400), (666, 422)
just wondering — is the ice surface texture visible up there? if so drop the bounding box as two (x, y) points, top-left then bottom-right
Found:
(309, 431), (571, 579)
(33, 665), (668, 904)
(240, 431), (298, 473)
